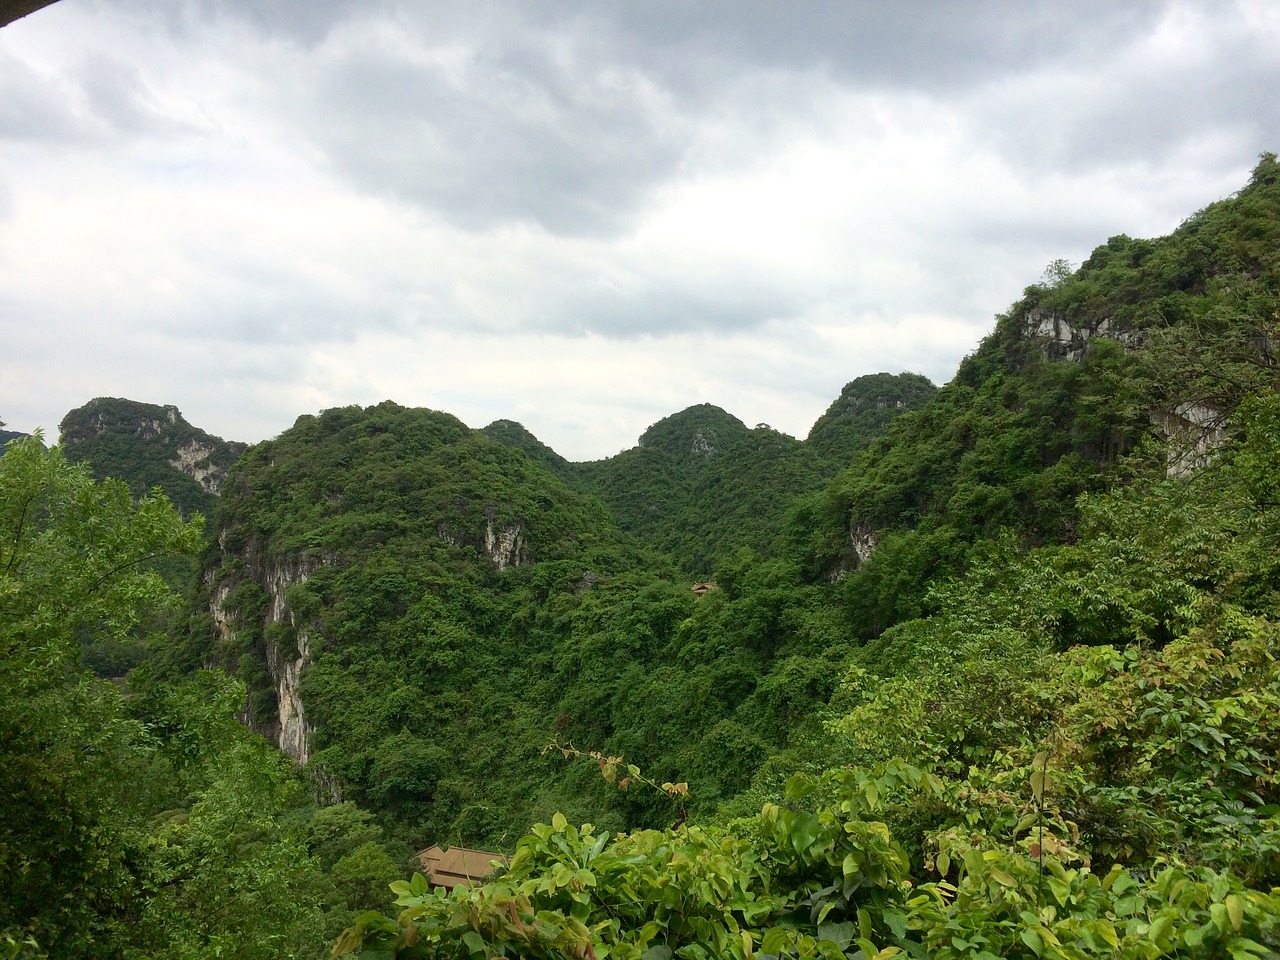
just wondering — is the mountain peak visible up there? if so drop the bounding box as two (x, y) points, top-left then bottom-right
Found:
(637, 404), (748, 471)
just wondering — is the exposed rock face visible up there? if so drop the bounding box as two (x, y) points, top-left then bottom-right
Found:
(689, 432), (715, 459)
(1158, 402), (1225, 478)
(1024, 308), (1133, 361)
(169, 439), (230, 495)
(825, 522), (878, 582)
(58, 397), (246, 518)
(484, 521), (526, 571)
(269, 632), (313, 763)
(210, 550), (326, 764)
(438, 517), (528, 570)
(850, 523), (878, 566)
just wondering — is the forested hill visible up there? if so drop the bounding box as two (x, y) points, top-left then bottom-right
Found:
(804, 154), (1280, 637)
(174, 396), (868, 848)
(5, 155), (1280, 959)
(484, 378), (935, 574)
(59, 397), (247, 521)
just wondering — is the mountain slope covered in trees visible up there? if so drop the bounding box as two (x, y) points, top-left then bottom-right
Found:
(5, 154), (1279, 960)
(333, 151), (1280, 960)
(60, 397), (247, 522)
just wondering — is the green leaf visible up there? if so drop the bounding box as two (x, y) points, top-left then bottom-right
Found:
(1029, 770), (1047, 804)
(1020, 928), (1043, 955)
(990, 868), (1017, 888)
(882, 908), (908, 941)
(791, 812), (820, 853)
(1225, 893), (1244, 931)
(761, 927), (791, 956)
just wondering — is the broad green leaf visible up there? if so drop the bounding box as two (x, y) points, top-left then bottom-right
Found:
(990, 868), (1017, 888)
(1225, 893), (1244, 931)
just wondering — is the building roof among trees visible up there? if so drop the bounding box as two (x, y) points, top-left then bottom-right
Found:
(415, 845), (506, 889)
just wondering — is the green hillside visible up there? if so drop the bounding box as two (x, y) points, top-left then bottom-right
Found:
(812, 154), (1280, 639)
(479, 419), (574, 477)
(807, 371), (938, 471)
(59, 397), (247, 522)
(566, 385), (930, 576)
(5, 155), (1279, 960)
(184, 400), (854, 847)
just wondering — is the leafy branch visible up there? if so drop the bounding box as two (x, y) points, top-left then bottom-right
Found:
(546, 740), (689, 812)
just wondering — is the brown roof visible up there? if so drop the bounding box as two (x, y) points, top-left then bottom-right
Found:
(415, 845), (506, 889)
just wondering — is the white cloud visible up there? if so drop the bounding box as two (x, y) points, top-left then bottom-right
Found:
(1, 0), (1276, 460)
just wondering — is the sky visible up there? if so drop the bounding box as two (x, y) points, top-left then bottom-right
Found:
(2, 1), (1278, 461)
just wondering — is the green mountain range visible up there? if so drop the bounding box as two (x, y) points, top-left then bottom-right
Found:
(4, 153), (1279, 960)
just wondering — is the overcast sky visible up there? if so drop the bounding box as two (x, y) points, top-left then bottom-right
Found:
(2, 1), (1277, 460)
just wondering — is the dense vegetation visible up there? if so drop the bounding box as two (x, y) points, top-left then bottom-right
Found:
(0, 436), (415, 959)
(4, 153), (1279, 959)
(59, 397), (247, 523)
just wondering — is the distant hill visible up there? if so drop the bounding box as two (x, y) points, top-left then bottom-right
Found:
(572, 405), (760, 573)
(636, 403), (751, 471)
(567, 394), (925, 576)
(55, 377), (926, 582)
(480, 418), (572, 477)
(59, 398), (247, 521)
(807, 372), (936, 471)
(184, 400), (678, 842)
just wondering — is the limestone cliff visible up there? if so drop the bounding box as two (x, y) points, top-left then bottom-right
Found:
(438, 516), (528, 571)
(59, 397), (247, 519)
(1023, 307), (1136, 362)
(1157, 402), (1226, 478)
(209, 545), (327, 764)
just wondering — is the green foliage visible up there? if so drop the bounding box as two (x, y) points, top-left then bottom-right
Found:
(807, 372), (937, 471)
(58, 397), (246, 524)
(634, 403), (751, 470)
(0, 437), (409, 958)
(198, 401), (865, 848)
(571, 394), (923, 578)
(0, 437), (196, 954)
(821, 389), (1280, 888)
(339, 765), (1280, 960)
(479, 419), (573, 478)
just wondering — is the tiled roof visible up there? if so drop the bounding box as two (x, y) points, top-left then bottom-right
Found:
(415, 845), (506, 889)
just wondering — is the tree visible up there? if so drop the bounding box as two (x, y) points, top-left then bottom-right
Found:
(0, 436), (203, 955)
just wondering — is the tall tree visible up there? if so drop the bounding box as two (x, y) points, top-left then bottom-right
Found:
(0, 436), (203, 956)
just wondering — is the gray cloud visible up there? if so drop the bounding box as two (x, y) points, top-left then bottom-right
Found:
(301, 34), (690, 236)
(191, 1), (1168, 93)
(191, 1), (1180, 238)
(0, 46), (90, 140)
(76, 52), (171, 135)
(1, 0), (1277, 459)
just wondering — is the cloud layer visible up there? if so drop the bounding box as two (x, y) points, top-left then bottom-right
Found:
(1, 0), (1276, 459)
